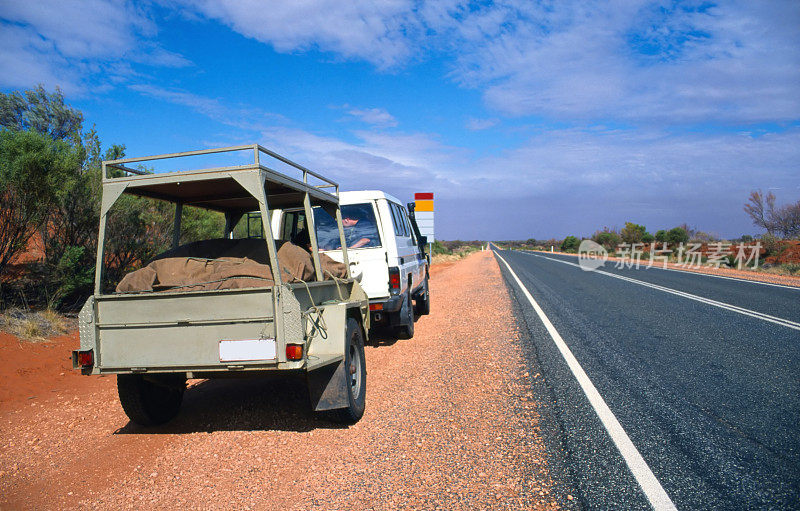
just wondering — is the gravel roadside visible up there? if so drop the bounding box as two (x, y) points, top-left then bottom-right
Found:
(1, 250), (565, 510)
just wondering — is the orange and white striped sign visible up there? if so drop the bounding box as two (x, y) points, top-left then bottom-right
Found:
(414, 192), (434, 242)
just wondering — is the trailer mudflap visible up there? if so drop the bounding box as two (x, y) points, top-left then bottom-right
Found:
(307, 360), (349, 411)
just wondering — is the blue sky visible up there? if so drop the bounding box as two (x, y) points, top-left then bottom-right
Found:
(1, 0), (798, 240)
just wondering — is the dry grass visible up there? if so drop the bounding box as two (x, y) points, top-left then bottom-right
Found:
(759, 263), (800, 276)
(1, 308), (70, 342)
(431, 246), (484, 265)
(431, 253), (462, 264)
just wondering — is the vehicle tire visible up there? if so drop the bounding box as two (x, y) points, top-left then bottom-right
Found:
(415, 277), (431, 316)
(394, 291), (415, 339)
(117, 374), (185, 426)
(329, 317), (367, 424)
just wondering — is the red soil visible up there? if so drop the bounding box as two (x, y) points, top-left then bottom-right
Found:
(0, 331), (87, 412)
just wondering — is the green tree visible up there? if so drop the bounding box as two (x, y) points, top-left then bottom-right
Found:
(180, 206), (225, 245)
(0, 85), (83, 143)
(593, 229), (621, 249)
(0, 130), (78, 274)
(1, 85), (230, 304)
(1, 86), (105, 304)
(654, 230), (667, 242)
(666, 227), (689, 245)
(561, 236), (580, 252)
(620, 222), (647, 244)
(642, 232), (655, 243)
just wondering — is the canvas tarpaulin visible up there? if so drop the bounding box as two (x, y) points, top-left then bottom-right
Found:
(116, 239), (347, 293)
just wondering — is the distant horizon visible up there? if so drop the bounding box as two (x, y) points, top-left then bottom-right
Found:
(1, 1), (798, 240)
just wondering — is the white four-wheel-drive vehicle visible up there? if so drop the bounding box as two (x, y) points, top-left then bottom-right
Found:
(272, 190), (430, 338)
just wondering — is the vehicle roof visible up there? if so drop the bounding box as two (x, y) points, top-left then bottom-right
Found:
(103, 144), (339, 212)
(339, 190), (405, 207)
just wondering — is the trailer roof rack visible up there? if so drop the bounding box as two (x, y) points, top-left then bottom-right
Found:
(102, 144), (339, 211)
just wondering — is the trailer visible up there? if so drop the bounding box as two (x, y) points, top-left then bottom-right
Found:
(72, 145), (370, 425)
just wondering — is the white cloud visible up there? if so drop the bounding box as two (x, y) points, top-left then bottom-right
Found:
(451, 1), (800, 124)
(0, 24), (80, 92)
(257, 125), (462, 199)
(175, 0), (418, 69)
(123, 80), (800, 238)
(0, 0), (189, 93)
(176, 1), (800, 125)
(345, 106), (398, 127)
(129, 84), (287, 131)
(258, 121), (800, 238)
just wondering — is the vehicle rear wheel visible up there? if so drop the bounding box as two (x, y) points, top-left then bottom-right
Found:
(117, 374), (185, 426)
(394, 291), (415, 339)
(329, 317), (367, 424)
(415, 277), (431, 316)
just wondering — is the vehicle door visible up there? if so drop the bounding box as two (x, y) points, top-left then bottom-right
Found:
(314, 202), (388, 298)
(398, 205), (425, 291)
(387, 201), (418, 294)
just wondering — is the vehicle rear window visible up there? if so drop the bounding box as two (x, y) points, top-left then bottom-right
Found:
(314, 203), (381, 250)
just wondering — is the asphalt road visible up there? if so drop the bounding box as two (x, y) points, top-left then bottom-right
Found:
(494, 248), (800, 510)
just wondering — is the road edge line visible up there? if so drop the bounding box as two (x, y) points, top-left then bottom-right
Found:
(531, 253), (800, 331)
(493, 249), (678, 511)
(521, 250), (800, 291)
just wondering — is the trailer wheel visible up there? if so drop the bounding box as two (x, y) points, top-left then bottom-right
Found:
(415, 277), (431, 316)
(394, 291), (415, 339)
(117, 374), (185, 426)
(329, 317), (367, 424)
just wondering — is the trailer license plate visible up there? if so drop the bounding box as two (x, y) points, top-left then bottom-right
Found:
(219, 339), (276, 362)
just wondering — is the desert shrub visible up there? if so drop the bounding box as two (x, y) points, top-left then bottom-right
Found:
(593, 228), (621, 249)
(561, 236), (580, 252)
(52, 246), (95, 308)
(620, 222), (647, 244)
(666, 227), (689, 245)
(0, 130), (78, 274)
(431, 240), (451, 255)
(2, 307), (69, 341)
(691, 231), (719, 243)
(180, 206), (225, 244)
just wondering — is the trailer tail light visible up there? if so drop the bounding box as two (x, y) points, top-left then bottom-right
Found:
(369, 303), (383, 311)
(388, 267), (401, 294)
(286, 344), (304, 361)
(74, 349), (94, 368)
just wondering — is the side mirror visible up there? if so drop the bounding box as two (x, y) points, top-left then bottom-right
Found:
(419, 235), (427, 246)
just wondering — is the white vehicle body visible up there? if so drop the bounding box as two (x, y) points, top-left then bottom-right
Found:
(272, 190), (430, 337)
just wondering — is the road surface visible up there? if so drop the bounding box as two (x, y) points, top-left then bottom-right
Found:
(495, 248), (800, 510)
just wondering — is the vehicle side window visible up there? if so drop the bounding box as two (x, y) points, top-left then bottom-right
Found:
(281, 210), (305, 241)
(392, 203), (409, 237)
(401, 209), (417, 245)
(232, 212), (263, 239)
(389, 203), (403, 237)
(313, 203), (382, 250)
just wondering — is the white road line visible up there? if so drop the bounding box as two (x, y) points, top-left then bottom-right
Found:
(494, 251), (678, 511)
(529, 253), (800, 331)
(521, 250), (800, 291)
(655, 265), (800, 291)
